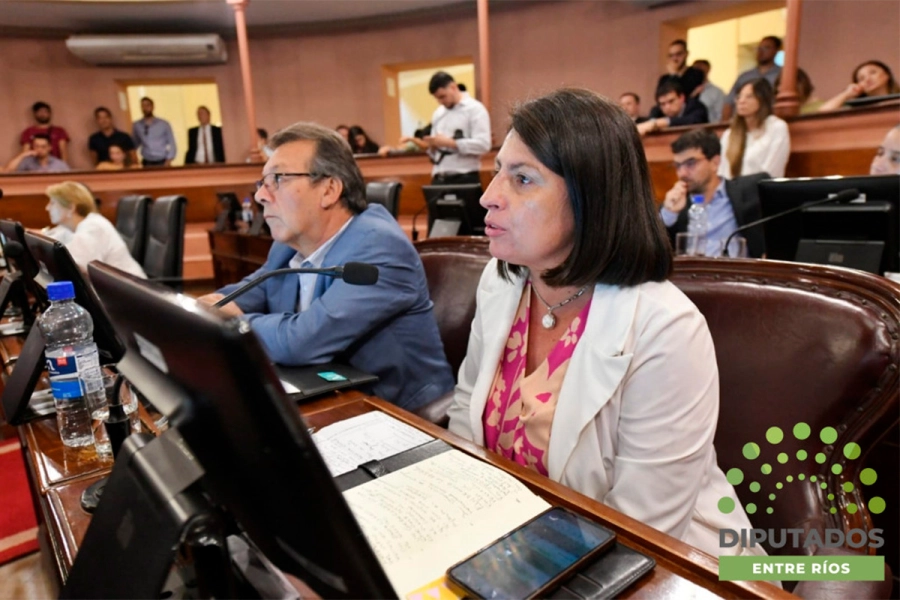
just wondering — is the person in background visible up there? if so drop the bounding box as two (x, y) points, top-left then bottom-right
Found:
(657, 40), (705, 99)
(422, 71), (491, 185)
(96, 143), (136, 170)
(691, 60), (726, 122)
(638, 80), (708, 135)
(661, 128), (766, 257)
(43, 181), (146, 277)
(870, 124), (900, 175)
(185, 106), (226, 164)
(19, 101), (70, 163)
(89, 106), (137, 166)
(198, 122), (454, 411)
(819, 60), (900, 112)
(257, 128), (273, 158)
(774, 68), (822, 114)
(447, 88), (763, 559)
(6, 133), (70, 173)
(719, 79), (790, 179)
(721, 36), (782, 122)
(618, 92), (648, 124)
(348, 125), (380, 154)
(132, 97), (177, 167)
(336, 125), (351, 145)
(378, 124), (431, 157)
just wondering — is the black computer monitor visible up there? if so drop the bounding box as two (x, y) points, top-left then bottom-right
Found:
(86, 262), (395, 598)
(214, 192), (242, 232)
(2, 232), (127, 424)
(758, 175), (900, 274)
(0, 219), (47, 318)
(24, 231), (124, 363)
(423, 184), (486, 237)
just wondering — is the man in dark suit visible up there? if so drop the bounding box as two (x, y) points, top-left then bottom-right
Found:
(185, 106), (225, 164)
(638, 80), (708, 136)
(660, 128), (767, 258)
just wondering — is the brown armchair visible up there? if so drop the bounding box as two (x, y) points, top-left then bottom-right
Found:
(672, 257), (898, 597)
(413, 237), (490, 425)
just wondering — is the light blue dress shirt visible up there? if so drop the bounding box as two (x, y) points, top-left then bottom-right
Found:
(132, 117), (177, 162)
(660, 180), (739, 256)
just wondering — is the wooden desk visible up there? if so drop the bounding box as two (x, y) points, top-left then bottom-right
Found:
(207, 229), (273, 286)
(25, 390), (787, 598)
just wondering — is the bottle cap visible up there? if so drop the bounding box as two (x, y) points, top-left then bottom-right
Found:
(47, 281), (75, 302)
(691, 194), (705, 204)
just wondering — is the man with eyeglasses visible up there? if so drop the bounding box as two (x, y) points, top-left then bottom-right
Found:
(659, 128), (767, 257)
(132, 97), (177, 167)
(656, 40), (705, 101)
(198, 122), (454, 412)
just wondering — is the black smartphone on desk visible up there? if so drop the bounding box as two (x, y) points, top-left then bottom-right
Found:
(446, 507), (615, 599)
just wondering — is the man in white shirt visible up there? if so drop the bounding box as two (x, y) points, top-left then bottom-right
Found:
(419, 72), (491, 185)
(185, 106), (225, 164)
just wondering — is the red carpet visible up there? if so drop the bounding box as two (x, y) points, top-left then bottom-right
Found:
(0, 438), (38, 565)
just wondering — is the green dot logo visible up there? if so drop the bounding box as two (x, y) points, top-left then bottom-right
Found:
(718, 423), (883, 517)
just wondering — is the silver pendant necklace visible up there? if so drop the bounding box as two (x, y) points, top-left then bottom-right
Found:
(531, 283), (589, 329)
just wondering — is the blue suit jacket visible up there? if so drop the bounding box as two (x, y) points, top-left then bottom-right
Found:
(217, 204), (454, 410)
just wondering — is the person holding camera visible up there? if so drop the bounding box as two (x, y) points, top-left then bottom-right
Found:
(421, 71), (491, 185)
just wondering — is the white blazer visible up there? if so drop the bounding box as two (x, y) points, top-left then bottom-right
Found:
(448, 260), (764, 558)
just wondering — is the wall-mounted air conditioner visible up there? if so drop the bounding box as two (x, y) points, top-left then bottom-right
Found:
(65, 34), (227, 66)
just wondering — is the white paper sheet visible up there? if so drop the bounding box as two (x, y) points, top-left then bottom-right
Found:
(343, 449), (551, 597)
(311, 411), (434, 477)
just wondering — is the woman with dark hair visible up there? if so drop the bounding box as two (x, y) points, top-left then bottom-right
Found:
(447, 88), (763, 558)
(819, 60), (900, 112)
(719, 78), (790, 179)
(347, 125), (380, 154)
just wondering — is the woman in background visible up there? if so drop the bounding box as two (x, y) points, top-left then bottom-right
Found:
(447, 88), (764, 559)
(348, 125), (380, 154)
(719, 78), (790, 179)
(44, 181), (146, 277)
(819, 60), (900, 112)
(95, 143), (136, 170)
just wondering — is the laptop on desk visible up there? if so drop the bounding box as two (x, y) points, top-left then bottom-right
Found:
(276, 362), (378, 402)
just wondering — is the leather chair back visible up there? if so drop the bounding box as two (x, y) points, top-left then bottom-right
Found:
(366, 181), (402, 219)
(415, 237), (491, 377)
(671, 257), (899, 562)
(115, 195), (151, 263)
(142, 195), (187, 282)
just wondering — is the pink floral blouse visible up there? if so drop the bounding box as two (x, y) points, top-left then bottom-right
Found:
(482, 282), (592, 476)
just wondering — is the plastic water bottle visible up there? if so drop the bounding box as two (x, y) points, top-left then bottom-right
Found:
(38, 281), (104, 448)
(241, 197), (254, 223)
(687, 194), (709, 255)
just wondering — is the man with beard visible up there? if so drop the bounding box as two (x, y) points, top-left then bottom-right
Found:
(132, 96), (177, 167)
(659, 129), (766, 257)
(19, 101), (70, 163)
(656, 40), (705, 100)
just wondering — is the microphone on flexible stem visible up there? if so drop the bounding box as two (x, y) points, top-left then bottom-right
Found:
(213, 262), (379, 307)
(411, 204), (428, 241)
(722, 188), (861, 257)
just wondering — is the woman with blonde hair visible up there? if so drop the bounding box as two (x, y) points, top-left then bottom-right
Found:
(718, 78), (790, 179)
(44, 181), (146, 277)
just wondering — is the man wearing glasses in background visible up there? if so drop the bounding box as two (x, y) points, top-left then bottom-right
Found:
(657, 40), (705, 100)
(659, 128), (767, 258)
(132, 97), (177, 167)
(199, 122), (454, 412)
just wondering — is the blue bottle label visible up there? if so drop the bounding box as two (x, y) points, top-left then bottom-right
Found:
(49, 379), (84, 400)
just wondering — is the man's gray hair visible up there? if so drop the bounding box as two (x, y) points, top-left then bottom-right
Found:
(270, 122), (367, 214)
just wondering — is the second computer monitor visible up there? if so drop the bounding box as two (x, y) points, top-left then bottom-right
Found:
(758, 175), (900, 274)
(87, 262), (395, 598)
(423, 183), (486, 237)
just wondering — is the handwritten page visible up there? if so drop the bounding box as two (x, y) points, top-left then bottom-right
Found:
(312, 411), (434, 477)
(343, 449), (551, 597)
